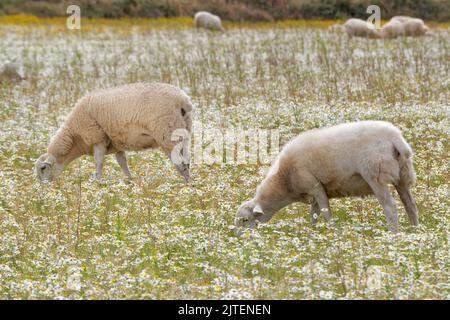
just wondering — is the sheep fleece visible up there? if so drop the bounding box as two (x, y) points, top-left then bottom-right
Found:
(194, 11), (224, 31)
(260, 121), (415, 200)
(343, 18), (377, 38)
(48, 83), (192, 158)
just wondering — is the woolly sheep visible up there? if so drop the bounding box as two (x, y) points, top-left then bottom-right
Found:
(35, 83), (193, 183)
(391, 16), (430, 37)
(339, 18), (378, 38)
(0, 61), (23, 83)
(236, 121), (419, 233)
(194, 11), (225, 32)
(379, 18), (405, 39)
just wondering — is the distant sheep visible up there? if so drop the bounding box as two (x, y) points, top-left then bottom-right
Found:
(0, 61), (23, 83)
(379, 18), (405, 39)
(236, 121), (419, 232)
(194, 11), (225, 32)
(391, 16), (430, 37)
(332, 18), (378, 38)
(36, 83), (193, 182)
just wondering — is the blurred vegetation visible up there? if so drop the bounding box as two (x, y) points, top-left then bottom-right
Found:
(0, 0), (449, 21)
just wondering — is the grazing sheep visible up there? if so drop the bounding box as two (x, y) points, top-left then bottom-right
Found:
(378, 19), (405, 39)
(391, 16), (430, 37)
(236, 121), (419, 233)
(35, 83), (193, 182)
(341, 18), (378, 38)
(0, 61), (23, 83)
(194, 11), (225, 32)
(404, 19), (430, 36)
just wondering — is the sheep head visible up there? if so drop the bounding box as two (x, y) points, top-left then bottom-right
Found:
(174, 159), (190, 182)
(170, 128), (191, 182)
(235, 200), (265, 229)
(35, 154), (63, 182)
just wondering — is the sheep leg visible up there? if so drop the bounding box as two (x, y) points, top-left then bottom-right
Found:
(310, 200), (320, 225)
(93, 143), (106, 180)
(364, 178), (399, 232)
(115, 151), (132, 179)
(395, 183), (419, 226)
(310, 184), (332, 221)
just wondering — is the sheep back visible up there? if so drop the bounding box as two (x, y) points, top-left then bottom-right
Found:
(274, 121), (414, 198)
(390, 16), (429, 36)
(343, 18), (377, 38)
(63, 83), (192, 155)
(380, 19), (405, 38)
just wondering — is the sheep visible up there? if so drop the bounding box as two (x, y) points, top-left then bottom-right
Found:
(35, 83), (193, 183)
(339, 18), (379, 38)
(391, 16), (430, 37)
(0, 61), (23, 83)
(194, 11), (225, 32)
(378, 18), (405, 39)
(236, 121), (419, 233)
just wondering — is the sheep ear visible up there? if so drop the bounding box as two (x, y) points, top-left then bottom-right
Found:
(253, 204), (264, 216)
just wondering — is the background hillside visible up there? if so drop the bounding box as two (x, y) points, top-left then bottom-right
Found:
(1, 0), (449, 21)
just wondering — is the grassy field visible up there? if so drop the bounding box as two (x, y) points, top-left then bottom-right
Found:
(0, 18), (449, 299)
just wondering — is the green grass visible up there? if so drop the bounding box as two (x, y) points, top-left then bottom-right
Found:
(0, 24), (449, 299)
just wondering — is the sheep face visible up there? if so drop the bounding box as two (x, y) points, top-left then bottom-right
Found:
(175, 161), (190, 182)
(235, 200), (265, 229)
(35, 154), (62, 182)
(168, 144), (190, 182)
(169, 128), (191, 182)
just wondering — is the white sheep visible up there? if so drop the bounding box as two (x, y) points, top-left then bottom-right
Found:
(236, 121), (419, 232)
(194, 11), (225, 32)
(337, 18), (379, 38)
(35, 83), (193, 182)
(0, 61), (23, 83)
(391, 16), (430, 37)
(378, 18), (405, 39)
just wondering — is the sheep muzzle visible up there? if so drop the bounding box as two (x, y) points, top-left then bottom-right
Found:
(175, 162), (190, 182)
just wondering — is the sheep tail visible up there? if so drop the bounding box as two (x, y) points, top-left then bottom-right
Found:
(392, 135), (416, 187)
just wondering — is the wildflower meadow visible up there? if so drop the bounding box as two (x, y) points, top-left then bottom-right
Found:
(0, 17), (448, 299)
